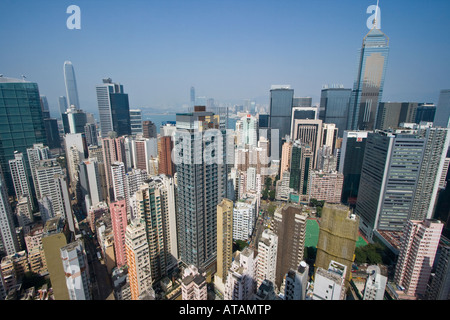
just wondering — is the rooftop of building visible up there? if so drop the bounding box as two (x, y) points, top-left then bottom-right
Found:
(0, 75), (30, 83)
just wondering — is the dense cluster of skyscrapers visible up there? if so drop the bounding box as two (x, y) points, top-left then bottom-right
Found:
(0, 17), (449, 302)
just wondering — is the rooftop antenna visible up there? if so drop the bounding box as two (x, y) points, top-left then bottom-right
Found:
(373, 0), (380, 29)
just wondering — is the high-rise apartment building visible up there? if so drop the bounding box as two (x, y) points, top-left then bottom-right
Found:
(158, 136), (175, 177)
(63, 61), (80, 110)
(102, 136), (127, 201)
(9, 152), (32, 204)
(273, 204), (307, 290)
(0, 176), (20, 257)
(0, 77), (48, 196)
(394, 219), (443, 298)
(284, 261), (309, 300)
(174, 107), (224, 271)
(60, 240), (91, 300)
(110, 198), (128, 269)
(347, 25), (389, 131)
(309, 170), (343, 204)
(27, 143), (50, 203)
(125, 219), (152, 300)
(224, 247), (258, 300)
(215, 198), (234, 293)
(96, 78), (131, 138)
(312, 260), (347, 300)
(256, 229), (278, 290)
(84, 123), (98, 147)
(315, 203), (359, 287)
(363, 265), (387, 300)
(142, 120), (157, 139)
(181, 265), (207, 300)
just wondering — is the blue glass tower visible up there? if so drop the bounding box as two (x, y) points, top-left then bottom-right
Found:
(63, 61), (80, 110)
(347, 26), (389, 131)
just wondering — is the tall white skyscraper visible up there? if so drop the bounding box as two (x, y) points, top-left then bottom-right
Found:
(27, 143), (51, 201)
(63, 61), (80, 110)
(8, 152), (32, 202)
(0, 175), (19, 256)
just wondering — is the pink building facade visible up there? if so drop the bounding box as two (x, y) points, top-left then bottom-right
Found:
(394, 219), (443, 298)
(110, 198), (128, 268)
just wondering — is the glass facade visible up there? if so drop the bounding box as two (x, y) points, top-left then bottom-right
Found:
(348, 28), (389, 131)
(269, 87), (294, 140)
(0, 79), (47, 196)
(320, 88), (352, 138)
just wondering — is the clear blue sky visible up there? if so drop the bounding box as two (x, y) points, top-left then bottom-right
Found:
(1, 0), (450, 116)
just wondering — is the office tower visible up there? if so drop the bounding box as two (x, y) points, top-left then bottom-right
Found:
(375, 102), (419, 130)
(174, 107), (223, 270)
(8, 152), (32, 203)
(63, 61), (80, 110)
(312, 261), (347, 300)
(355, 131), (427, 237)
(0, 176), (20, 257)
(256, 229), (278, 290)
(181, 265), (207, 300)
(142, 120), (157, 139)
(309, 170), (343, 204)
(58, 96), (68, 117)
(319, 86), (352, 137)
(269, 85), (294, 143)
(291, 119), (323, 168)
(62, 105), (87, 134)
(289, 142), (313, 201)
(363, 265), (387, 300)
(133, 182), (167, 282)
(315, 203), (359, 287)
(110, 198), (128, 269)
(158, 136), (175, 176)
(125, 219), (152, 300)
(96, 78), (131, 138)
(415, 103), (436, 124)
(284, 261), (309, 300)
(41, 217), (70, 300)
(129, 109), (143, 136)
(394, 219), (443, 298)
(224, 247), (258, 300)
(60, 240), (91, 300)
(434, 89), (450, 128)
(79, 158), (104, 211)
(44, 118), (61, 149)
(339, 131), (369, 205)
(102, 136), (126, 200)
(347, 24), (390, 131)
(190, 87), (195, 108)
(215, 199), (234, 293)
(84, 123), (98, 147)
(290, 106), (318, 136)
(427, 245), (450, 300)
(258, 114), (269, 129)
(410, 127), (450, 221)
(0, 76), (48, 196)
(293, 97), (312, 108)
(273, 204), (307, 290)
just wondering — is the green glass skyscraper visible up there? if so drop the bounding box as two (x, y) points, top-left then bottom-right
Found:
(347, 25), (389, 131)
(0, 76), (47, 196)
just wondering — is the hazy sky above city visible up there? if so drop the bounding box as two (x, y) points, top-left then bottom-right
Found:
(1, 0), (450, 116)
